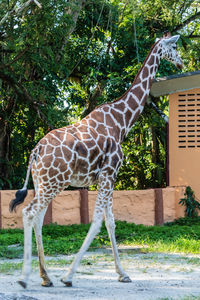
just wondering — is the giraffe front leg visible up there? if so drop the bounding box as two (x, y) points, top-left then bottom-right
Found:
(61, 210), (104, 286)
(61, 174), (110, 286)
(105, 205), (131, 283)
(33, 207), (53, 287)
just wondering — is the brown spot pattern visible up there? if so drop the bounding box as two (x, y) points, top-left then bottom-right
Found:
(142, 80), (147, 90)
(75, 142), (88, 158)
(142, 67), (149, 79)
(62, 147), (72, 161)
(86, 140), (96, 148)
(55, 147), (62, 157)
(75, 159), (88, 173)
(125, 109), (132, 127)
(88, 119), (97, 128)
(141, 95), (148, 106)
(91, 111), (104, 123)
(46, 145), (54, 154)
(106, 114), (115, 128)
(49, 137), (60, 146)
(147, 55), (155, 66)
(103, 106), (109, 112)
(97, 124), (107, 136)
(113, 102), (125, 111)
(127, 95), (139, 110)
(49, 167), (58, 178)
(111, 109), (124, 126)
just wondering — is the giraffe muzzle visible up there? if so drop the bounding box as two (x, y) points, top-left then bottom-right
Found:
(176, 58), (184, 70)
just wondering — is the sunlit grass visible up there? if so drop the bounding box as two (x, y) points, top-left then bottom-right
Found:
(0, 218), (200, 258)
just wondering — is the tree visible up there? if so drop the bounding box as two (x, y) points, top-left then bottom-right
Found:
(0, 0), (85, 188)
(66, 0), (200, 189)
(0, 0), (199, 190)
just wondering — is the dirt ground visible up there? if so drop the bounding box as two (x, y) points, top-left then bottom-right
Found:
(1, 248), (200, 300)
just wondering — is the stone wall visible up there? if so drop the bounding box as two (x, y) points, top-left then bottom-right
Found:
(0, 186), (185, 229)
(1, 190), (34, 229)
(88, 190), (155, 225)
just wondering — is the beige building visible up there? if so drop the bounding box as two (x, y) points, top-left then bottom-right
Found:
(151, 71), (200, 199)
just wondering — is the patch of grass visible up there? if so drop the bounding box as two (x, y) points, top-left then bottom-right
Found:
(177, 256), (200, 266)
(1, 219), (200, 258)
(158, 297), (200, 300)
(182, 297), (200, 300)
(45, 258), (73, 266)
(164, 216), (200, 226)
(0, 260), (40, 274)
(0, 245), (23, 259)
(77, 271), (94, 275)
(0, 258), (74, 274)
(0, 261), (23, 274)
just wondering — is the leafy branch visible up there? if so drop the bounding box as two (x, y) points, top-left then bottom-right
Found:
(173, 11), (200, 32)
(0, 64), (54, 129)
(0, 0), (42, 27)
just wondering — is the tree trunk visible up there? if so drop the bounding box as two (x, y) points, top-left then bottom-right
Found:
(151, 126), (160, 188)
(0, 119), (10, 189)
(82, 80), (106, 117)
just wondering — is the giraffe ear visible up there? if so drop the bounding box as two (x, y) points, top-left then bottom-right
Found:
(163, 35), (180, 45)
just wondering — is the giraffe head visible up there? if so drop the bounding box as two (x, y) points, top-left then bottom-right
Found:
(159, 34), (184, 69)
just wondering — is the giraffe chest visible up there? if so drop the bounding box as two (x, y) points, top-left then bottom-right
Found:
(70, 145), (106, 187)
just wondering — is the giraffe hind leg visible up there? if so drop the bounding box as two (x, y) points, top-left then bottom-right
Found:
(18, 191), (56, 288)
(18, 206), (34, 288)
(33, 207), (53, 287)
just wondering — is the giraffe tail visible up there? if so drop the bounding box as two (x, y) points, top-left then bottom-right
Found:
(9, 189), (28, 213)
(9, 149), (37, 213)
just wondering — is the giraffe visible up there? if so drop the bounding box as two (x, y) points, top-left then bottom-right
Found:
(10, 33), (183, 289)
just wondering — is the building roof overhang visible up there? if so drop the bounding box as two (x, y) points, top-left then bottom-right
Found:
(150, 70), (200, 97)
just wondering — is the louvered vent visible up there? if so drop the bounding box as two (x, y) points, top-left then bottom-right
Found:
(178, 92), (200, 148)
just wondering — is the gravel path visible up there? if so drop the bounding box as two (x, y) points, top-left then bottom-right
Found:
(0, 248), (200, 300)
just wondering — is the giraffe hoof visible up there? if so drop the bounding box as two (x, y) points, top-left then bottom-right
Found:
(118, 275), (132, 283)
(17, 280), (27, 289)
(41, 280), (53, 287)
(61, 279), (72, 287)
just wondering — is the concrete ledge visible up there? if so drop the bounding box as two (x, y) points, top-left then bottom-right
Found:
(1, 190), (34, 229)
(0, 187), (186, 229)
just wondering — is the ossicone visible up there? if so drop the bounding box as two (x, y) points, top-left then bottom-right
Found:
(163, 31), (171, 38)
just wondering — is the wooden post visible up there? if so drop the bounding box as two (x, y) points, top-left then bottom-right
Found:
(154, 188), (164, 225)
(166, 122), (169, 186)
(80, 189), (89, 224)
(43, 201), (52, 225)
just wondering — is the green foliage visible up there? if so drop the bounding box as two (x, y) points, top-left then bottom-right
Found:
(1, 220), (200, 258)
(0, 0), (200, 190)
(115, 103), (167, 189)
(165, 216), (200, 226)
(179, 186), (200, 218)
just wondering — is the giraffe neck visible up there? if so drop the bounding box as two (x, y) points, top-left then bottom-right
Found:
(87, 40), (162, 144)
(111, 40), (162, 141)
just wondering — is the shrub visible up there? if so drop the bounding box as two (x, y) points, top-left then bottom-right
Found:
(179, 186), (200, 218)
